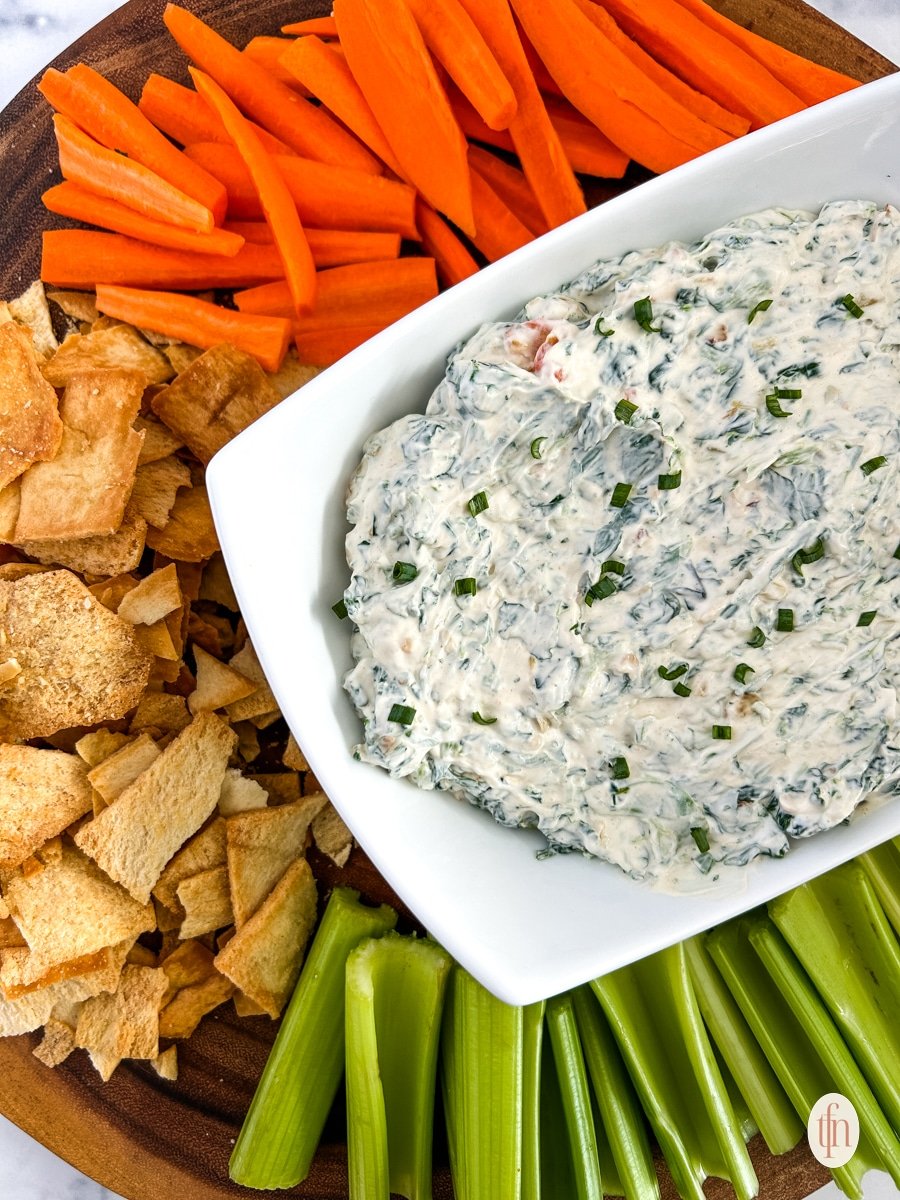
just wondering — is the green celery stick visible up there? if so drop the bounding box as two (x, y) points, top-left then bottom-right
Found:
(769, 863), (900, 1134)
(716, 1052), (758, 1144)
(229, 887), (397, 1189)
(859, 839), (900, 937)
(441, 965), (523, 1200)
(571, 986), (658, 1200)
(346, 933), (452, 1200)
(546, 994), (603, 1200)
(591, 942), (757, 1200)
(592, 1089), (625, 1197)
(540, 1033), (580, 1200)
(684, 936), (802, 1155)
(522, 1001), (545, 1200)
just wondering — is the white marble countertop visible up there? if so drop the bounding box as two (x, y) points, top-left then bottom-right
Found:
(1, 2), (899, 1198)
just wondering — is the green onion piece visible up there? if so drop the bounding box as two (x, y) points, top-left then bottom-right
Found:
(229, 888), (397, 1188)
(610, 482), (632, 508)
(658, 662), (689, 681)
(614, 398), (638, 424)
(839, 293), (864, 318)
(747, 299), (773, 324)
(388, 703), (416, 725)
(658, 471), (682, 491)
(467, 490), (489, 517)
(858, 611), (877, 627)
(594, 315), (614, 337)
(894, 543), (900, 561)
(861, 455), (888, 475)
(765, 393), (792, 418)
(673, 681), (692, 697)
(610, 756), (630, 780)
(546, 993), (604, 1199)
(691, 827), (710, 853)
(454, 577), (477, 597)
(472, 711), (497, 725)
(774, 387), (802, 400)
(733, 662), (755, 685)
(585, 575), (617, 606)
(634, 296), (661, 333)
(392, 561), (418, 584)
(601, 559), (626, 576)
(712, 724), (732, 740)
(332, 598), (348, 619)
(791, 536), (825, 576)
(345, 933), (452, 1200)
(530, 436), (547, 460)
(747, 626), (766, 648)
(776, 608), (794, 633)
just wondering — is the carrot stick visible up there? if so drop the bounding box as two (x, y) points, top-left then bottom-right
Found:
(42, 182), (246, 257)
(333, 0), (475, 236)
(42, 230), (287, 290)
(235, 258), (438, 319)
(295, 323), (389, 366)
(670, 0), (861, 105)
(582, 0), (805, 125)
(466, 145), (546, 236)
(415, 199), (479, 287)
(281, 16), (339, 37)
(243, 37), (311, 92)
(279, 36), (404, 176)
(190, 68), (316, 317)
(163, 5), (382, 174)
(405, 0), (516, 131)
(52, 113), (216, 233)
(39, 65), (228, 224)
(453, 0), (585, 229)
(184, 143), (418, 238)
(95, 284), (291, 372)
(139, 74), (293, 155)
(467, 168), (532, 262)
(225, 223), (401, 265)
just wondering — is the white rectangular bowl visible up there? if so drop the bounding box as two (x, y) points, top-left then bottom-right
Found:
(208, 72), (900, 1005)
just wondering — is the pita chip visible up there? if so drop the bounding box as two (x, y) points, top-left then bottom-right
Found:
(268, 349), (319, 401)
(21, 511), (148, 577)
(8, 281), (58, 357)
(177, 866), (233, 939)
(218, 769), (268, 817)
(158, 968), (234, 1040)
(283, 734), (309, 773)
(87, 733), (161, 805)
(312, 802), (353, 868)
(226, 797), (321, 928)
(199, 553), (238, 611)
(46, 289), (99, 325)
(145, 484), (219, 562)
(33, 1016), (77, 1067)
(117, 563), (182, 627)
(42, 324), (172, 388)
(129, 692), (191, 738)
(75, 729), (131, 769)
(190, 645), (258, 715)
(152, 1045), (178, 1080)
(152, 818), (226, 912)
(75, 964), (168, 1078)
(135, 414), (184, 465)
(225, 641), (278, 722)
(0, 322), (63, 489)
(0, 744), (93, 871)
(127, 457), (192, 530)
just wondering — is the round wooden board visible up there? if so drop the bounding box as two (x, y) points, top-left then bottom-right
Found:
(0, 1), (892, 1196)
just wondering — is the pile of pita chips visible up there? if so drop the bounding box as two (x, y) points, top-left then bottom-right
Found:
(0, 282), (349, 1083)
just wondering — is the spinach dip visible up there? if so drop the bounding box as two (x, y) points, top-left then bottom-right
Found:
(340, 200), (900, 884)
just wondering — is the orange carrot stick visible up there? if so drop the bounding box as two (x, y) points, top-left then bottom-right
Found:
(281, 16), (339, 37)
(39, 65), (228, 224)
(453, 0), (585, 229)
(52, 113), (216, 233)
(467, 168), (532, 262)
(225, 223), (401, 265)
(163, 5), (382, 174)
(95, 284), (291, 373)
(415, 199), (479, 287)
(405, 0), (516, 131)
(466, 144), (546, 236)
(235, 258), (438, 319)
(139, 74), (294, 155)
(42, 181), (245, 257)
(185, 143), (418, 238)
(333, 0), (475, 236)
(295, 323), (389, 366)
(42, 230), (287, 290)
(190, 68), (316, 317)
(671, 0), (861, 105)
(242, 37), (311, 91)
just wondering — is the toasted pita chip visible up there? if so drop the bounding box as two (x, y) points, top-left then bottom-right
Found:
(128, 457), (193, 530)
(0, 322), (63, 490)
(0, 943), (115, 999)
(115, 564), (182, 629)
(268, 348), (319, 401)
(198, 553), (238, 611)
(15, 370), (145, 541)
(0, 745), (93, 872)
(225, 641), (278, 722)
(88, 572), (141, 613)
(152, 818), (226, 912)
(0, 985), (55, 1035)
(163, 342), (204, 375)
(312, 802), (353, 868)
(46, 290), (99, 325)
(233, 991), (267, 1018)
(186, 610), (229, 658)
(0, 658), (22, 686)
(135, 414), (184, 465)
(42, 325), (172, 389)
(0, 483), (20, 541)
(8, 281), (57, 358)
(218, 769), (268, 817)
(233, 722), (260, 764)
(33, 1016), (76, 1067)
(189, 645), (257, 716)
(159, 938), (217, 1002)
(215, 858), (316, 1019)
(0, 917), (25, 949)
(75, 729), (131, 768)
(158, 968), (234, 1040)
(145, 485), (219, 562)
(154, 897), (181, 933)
(251, 772), (301, 806)
(226, 798), (322, 928)
(134, 618), (180, 661)
(177, 866), (233, 939)
(126, 943), (157, 968)
(76, 964), (168, 1079)
(0, 894), (8, 921)
(74, 712), (236, 905)
(0, 570), (152, 740)
(152, 1045), (178, 1080)
(87, 734), (161, 805)
(21, 511), (148, 577)
(283, 734), (309, 773)
(151, 344), (281, 464)
(129, 692), (191, 738)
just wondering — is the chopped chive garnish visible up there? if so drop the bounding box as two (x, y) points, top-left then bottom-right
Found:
(454, 577), (477, 597)
(861, 455), (887, 476)
(634, 296), (661, 333)
(747, 626), (766, 648)
(614, 398), (638, 424)
(472, 711), (497, 725)
(857, 611), (877, 627)
(610, 756), (630, 780)
(594, 315), (614, 337)
(601, 559), (625, 576)
(585, 575), (617, 606)
(530, 436), (546, 460)
(712, 724), (732, 740)
(776, 608), (795, 632)
(747, 298), (773, 324)
(332, 599), (348, 619)
(774, 387), (802, 400)
(467, 490), (489, 516)
(610, 481), (632, 508)
(658, 470), (682, 491)
(392, 561), (418, 584)
(673, 681), (692, 697)
(388, 703), (416, 726)
(839, 293), (864, 318)
(894, 543), (900, 560)
(691, 827), (710, 853)
(791, 537), (825, 576)
(734, 662), (755, 685)
(765, 393), (793, 418)
(658, 663), (688, 681)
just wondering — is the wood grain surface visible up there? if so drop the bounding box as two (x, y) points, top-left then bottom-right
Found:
(0, 1), (892, 1196)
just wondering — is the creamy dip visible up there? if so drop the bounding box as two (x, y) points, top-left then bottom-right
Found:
(340, 200), (900, 884)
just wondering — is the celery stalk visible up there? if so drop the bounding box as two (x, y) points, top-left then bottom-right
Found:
(859, 838), (900, 937)
(522, 1001), (545, 1200)
(591, 942), (756, 1200)
(592, 1089), (625, 1198)
(570, 986), (658, 1200)
(540, 1035), (580, 1200)
(441, 965), (524, 1200)
(346, 933), (452, 1200)
(683, 936), (802, 1156)
(229, 887), (397, 1189)
(545, 993), (603, 1200)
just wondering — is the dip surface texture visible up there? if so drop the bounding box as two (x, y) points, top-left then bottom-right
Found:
(342, 200), (900, 884)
